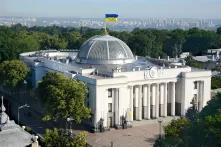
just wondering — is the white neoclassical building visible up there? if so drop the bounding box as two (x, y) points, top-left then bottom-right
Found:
(20, 35), (211, 130)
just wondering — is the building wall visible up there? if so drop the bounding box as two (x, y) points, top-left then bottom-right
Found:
(181, 71), (211, 115)
(21, 54), (211, 130)
(92, 84), (130, 128)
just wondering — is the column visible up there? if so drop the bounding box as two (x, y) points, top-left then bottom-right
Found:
(147, 85), (151, 119)
(143, 85), (150, 119)
(114, 88), (119, 126)
(104, 89), (108, 128)
(134, 86), (139, 120)
(163, 83), (168, 117)
(151, 84), (156, 118)
(138, 85), (142, 120)
(155, 83), (159, 118)
(159, 84), (164, 116)
(143, 85), (148, 119)
(199, 81), (204, 111)
(196, 81), (200, 110)
(129, 86), (133, 121)
(171, 82), (175, 116)
(119, 87), (127, 127)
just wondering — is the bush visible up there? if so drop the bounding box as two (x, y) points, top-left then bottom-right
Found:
(211, 77), (221, 89)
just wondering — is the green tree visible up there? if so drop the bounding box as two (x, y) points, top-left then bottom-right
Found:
(38, 72), (90, 123)
(211, 77), (221, 89)
(154, 118), (189, 147)
(44, 128), (87, 147)
(0, 60), (29, 87)
(44, 128), (68, 147)
(64, 31), (83, 49)
(164, 118), (190, 138)
(185, 105), (199, 122)
(183, 28), (221, 55)
(217, 27), (221, 35)
(1, 24), (221, 62)
(128, 33), (152, 57)
(185, 56), (204, 69)
(71, 131), (87, 147)
(155, 93), (221, 147)
(164, 29), (186, 57)
(15, 31), (41, 52)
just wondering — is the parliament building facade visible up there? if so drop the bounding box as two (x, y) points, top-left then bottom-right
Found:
(20, 35), (211, 130)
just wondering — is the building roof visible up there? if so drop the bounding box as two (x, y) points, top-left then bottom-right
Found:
(0, 96), (33, 147)
(76, 35), (135, 65)
(0, 127), (33, 147)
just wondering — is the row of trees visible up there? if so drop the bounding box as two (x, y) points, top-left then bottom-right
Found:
(1, 24), (221, 62)
(116, 28), (221, 57)
(155, 93), (221, 147)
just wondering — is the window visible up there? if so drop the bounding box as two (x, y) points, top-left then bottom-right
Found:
(194, 81), (197, 89)
(108, 89), (112, 98)
(108, 103), (112, 112)
(193, 94), (198, 110)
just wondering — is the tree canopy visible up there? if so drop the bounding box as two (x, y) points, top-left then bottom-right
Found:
(44, 128), (87, 147)
(38, 72), (91, 123)
(0, 60), (29, 87)
(155, 93), (221, 147)
(211, 77), (221, 89)
(1, 25), (221, 62)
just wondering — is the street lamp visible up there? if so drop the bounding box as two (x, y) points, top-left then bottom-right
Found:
(18, 104), (30, 125)
(158, 118), (163, 140)
(67, 117), (74, 136)
(23, 80), (27, 104)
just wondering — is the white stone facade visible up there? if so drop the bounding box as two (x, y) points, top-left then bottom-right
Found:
(20, 35), (211, 130)
(82, 67), (211, 129)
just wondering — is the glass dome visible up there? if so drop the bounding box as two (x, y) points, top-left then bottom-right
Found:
(76, 35), (135, 64)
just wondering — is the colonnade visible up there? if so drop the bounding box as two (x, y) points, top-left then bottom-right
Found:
(108, 80), (205, 127)
(129, 82), (176, 121)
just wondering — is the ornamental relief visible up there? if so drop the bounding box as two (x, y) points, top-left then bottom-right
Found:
(144, 66), (164, 79)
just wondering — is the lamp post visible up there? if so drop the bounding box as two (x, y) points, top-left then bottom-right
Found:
(23, 80), (27, 104)
(18, 104), (30, 125)
(67, 117), (74, 136)
(158, 118), (163, 140)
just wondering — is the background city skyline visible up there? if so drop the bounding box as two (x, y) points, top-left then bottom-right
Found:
(1, 0), (221, 19)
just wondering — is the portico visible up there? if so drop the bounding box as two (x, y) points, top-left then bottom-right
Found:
(128, 82), (176, 122)
(108, 78), (207, 128)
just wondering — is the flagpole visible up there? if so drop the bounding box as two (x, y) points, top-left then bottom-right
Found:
(104, 21), (108, 35)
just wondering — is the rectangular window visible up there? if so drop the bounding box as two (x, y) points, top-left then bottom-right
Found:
(108, 89), (112, 98)
(194, 81), (197, 89)
(108, 103), (112, 112)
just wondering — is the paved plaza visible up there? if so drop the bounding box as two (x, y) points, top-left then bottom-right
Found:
(87, 117), (177, 147)
(1, 92), (177, 147)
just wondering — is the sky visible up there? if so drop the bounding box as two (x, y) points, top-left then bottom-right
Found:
(1, 0), (221, 19)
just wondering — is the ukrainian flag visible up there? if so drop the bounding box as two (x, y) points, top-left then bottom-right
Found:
(105, 14), (118, 22)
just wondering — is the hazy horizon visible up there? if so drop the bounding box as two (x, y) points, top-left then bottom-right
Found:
(1, 0), (221, 19)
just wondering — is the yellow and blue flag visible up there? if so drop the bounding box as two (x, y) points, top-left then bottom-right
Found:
(105, 14), (118, 22)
